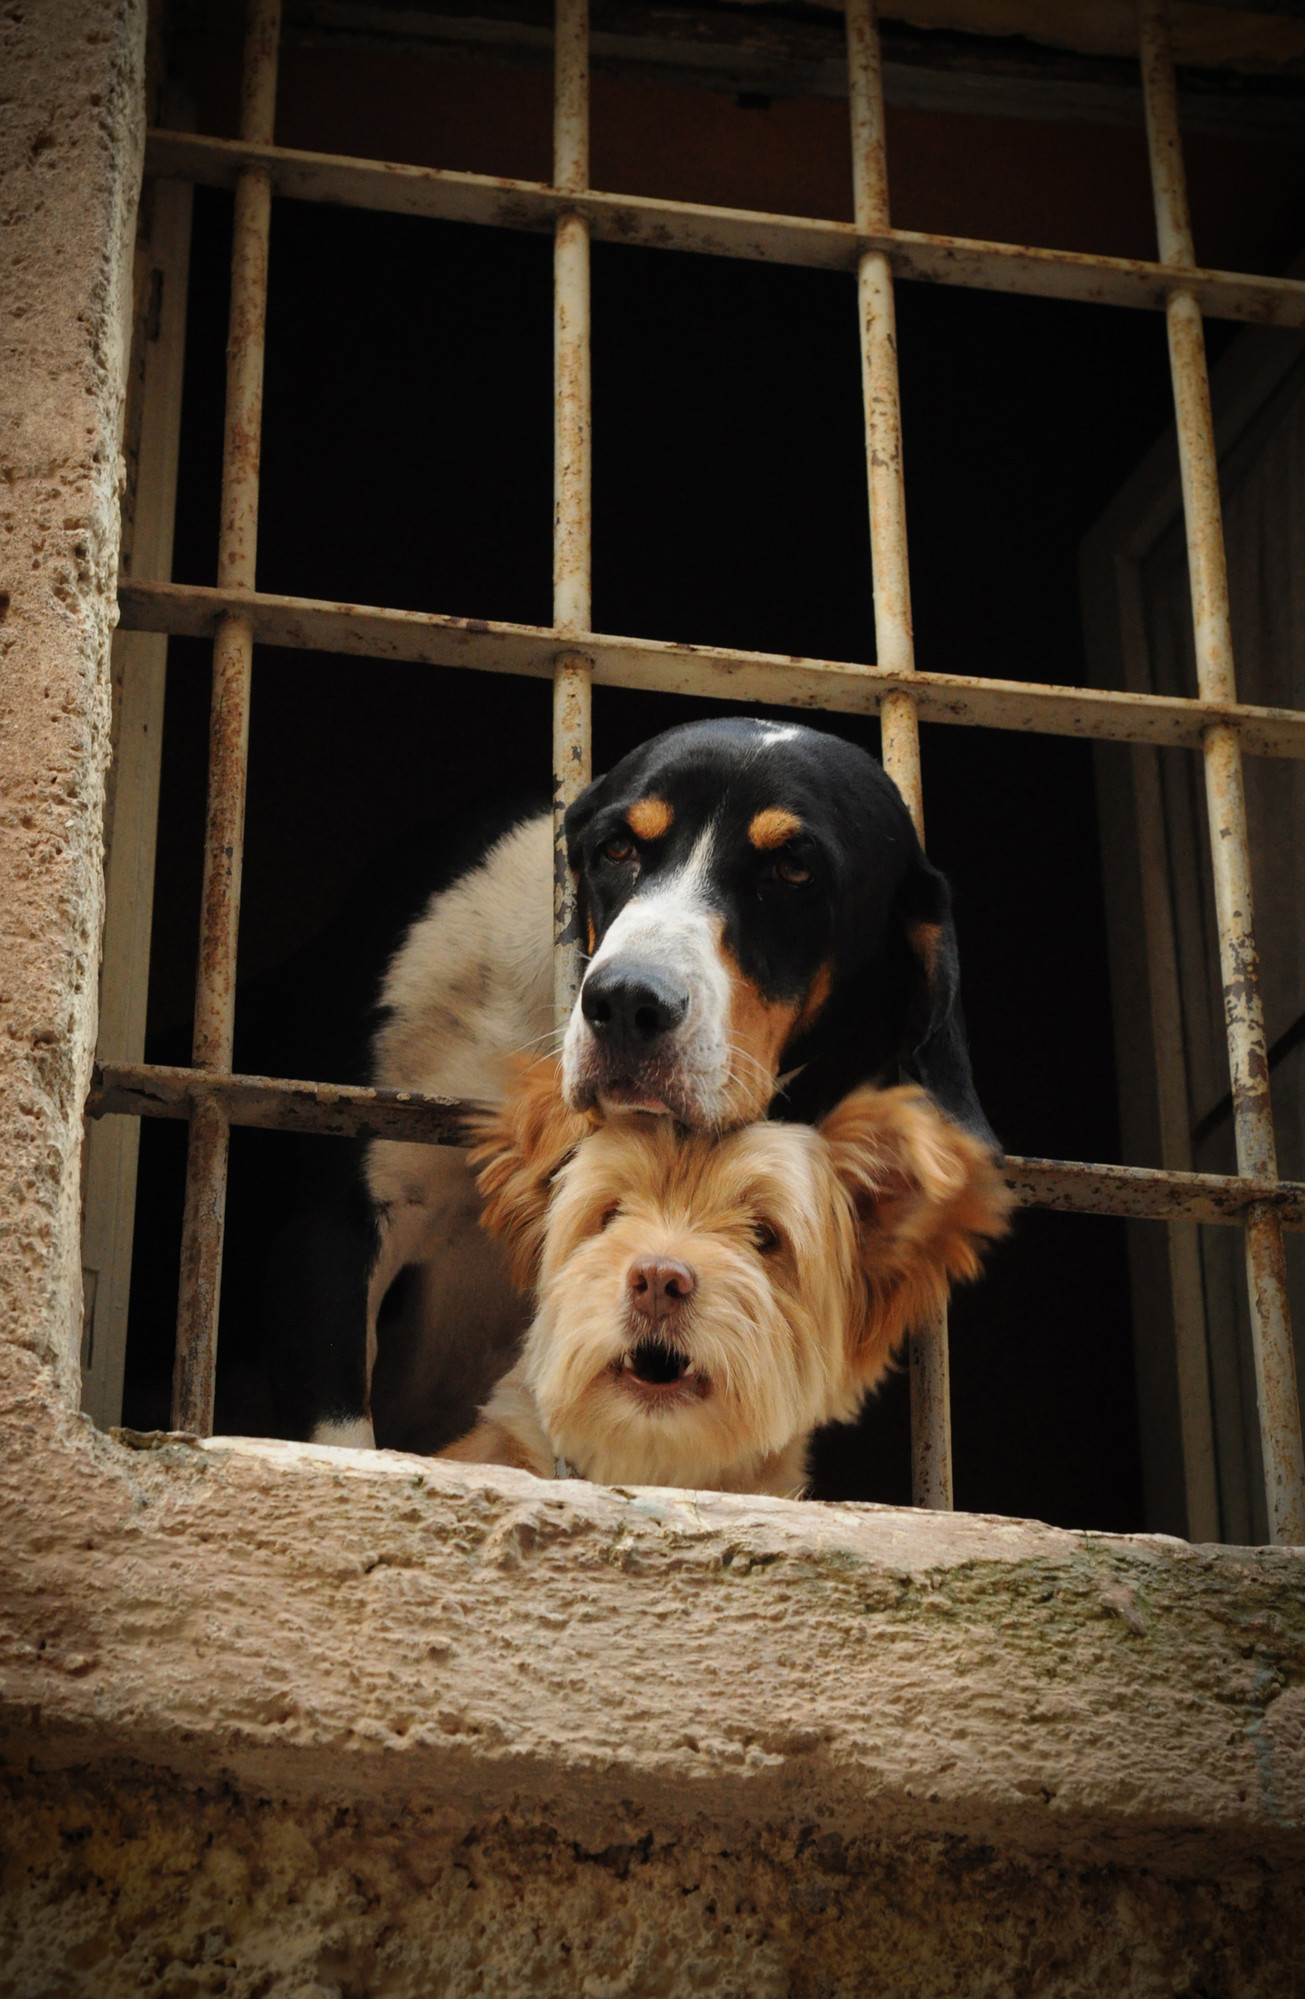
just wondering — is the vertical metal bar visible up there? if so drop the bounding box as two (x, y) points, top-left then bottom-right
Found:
(909, 1322), (953, 1509)
(847, 0), (950, 1511)
(552, 0), (594, 1035)
(552, 0), (592, 984)
(173, 0), (280, 1435)
(1139, 0), (1305, 1545)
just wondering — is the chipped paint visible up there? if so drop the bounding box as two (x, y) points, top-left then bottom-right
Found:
(1140, 0), (1304, 1546)
(173, 0), (282, 1436)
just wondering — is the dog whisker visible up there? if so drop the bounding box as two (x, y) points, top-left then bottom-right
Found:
(722, 1038), (773, 1079)
(511, 1025), (568, 1059)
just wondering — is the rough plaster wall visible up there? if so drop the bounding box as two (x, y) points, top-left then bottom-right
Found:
(0, 1772), (1301, 1999)
(2, 1387), (1304, 1991)
(6, 1414), (1305, 1871)
(0, 0), (146, 1399)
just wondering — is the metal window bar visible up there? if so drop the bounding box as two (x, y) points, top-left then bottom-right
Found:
(87, 1058), (1305, 1227)
(171, 0), (280, 1434)
(113, 581), (1305, 753)
(140, 130), (1305, 330)
(94, 0), (1305, 1538)
(1138, 0), (1305, 1546)
(552, 0), (593, 1031)
(845, 0), (949, 1509)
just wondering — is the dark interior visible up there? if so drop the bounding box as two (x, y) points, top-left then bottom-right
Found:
(120, 24), (1305, 1529)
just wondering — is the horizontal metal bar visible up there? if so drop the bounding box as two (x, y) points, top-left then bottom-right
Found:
(118, 578), (1305, 757)
(88, 1063), (1305, 1227)
(89, 1062), (476, 1145)
(1004, 1156), (1305, 1230)
(145, 131), (1305, 329)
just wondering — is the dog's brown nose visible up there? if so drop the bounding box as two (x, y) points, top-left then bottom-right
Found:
(627, 1258), (696, 1321)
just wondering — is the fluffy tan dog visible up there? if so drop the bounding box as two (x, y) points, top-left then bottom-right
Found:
(442, 1061), (1010, 1496)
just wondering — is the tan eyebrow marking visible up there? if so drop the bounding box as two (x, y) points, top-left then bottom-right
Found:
(626, 796), (673, 841)
(907, 919), (942, 981)
(795, 960), (833, 1035)
(748, 807), (803, 851)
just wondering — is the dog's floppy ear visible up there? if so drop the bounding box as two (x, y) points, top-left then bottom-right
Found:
(562, 771), (610, 961)
(561, 769), (608, 860)
(468, 1058), (599, 1288)
(895, 850), (998, 1152)
(819, 1084), (1012, 1386)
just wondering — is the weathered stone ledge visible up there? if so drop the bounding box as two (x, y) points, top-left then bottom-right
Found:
(3, 1347), (1303, 1883)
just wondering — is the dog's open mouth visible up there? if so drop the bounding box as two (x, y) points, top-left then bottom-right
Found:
(620, 1336), (700, 1392)
(600, 1078), (671, 1115)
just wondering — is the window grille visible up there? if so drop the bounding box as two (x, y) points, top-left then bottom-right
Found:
(89, 0), (1305, 1542)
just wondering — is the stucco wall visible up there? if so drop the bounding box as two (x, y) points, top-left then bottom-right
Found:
(1, 1763), (1300, 1998)
(2, 5), (1305, 1995)
(2, 1416), (1304, 1995)
(0, 0), (145, 1401)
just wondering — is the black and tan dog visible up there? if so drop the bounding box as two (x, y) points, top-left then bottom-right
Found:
(309, 717), (994, 1454)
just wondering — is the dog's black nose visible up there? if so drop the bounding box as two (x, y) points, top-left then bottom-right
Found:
(580, 964), (688, 1052)
(627, 1258), (697, 1322)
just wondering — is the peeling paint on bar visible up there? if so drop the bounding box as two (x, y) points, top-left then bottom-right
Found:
(1140, 0), (1305, 1546)
(117, 579), (1305, 757)
(172, 0), (281, 1439)
(1003, 1155), (1305, 1231)
(143, 130), (1305, 329)
(89, 1063), (475, 1145)
(86, 1064), (1305, 1230)
(847, 0), (949, 1515)
(551, 0), (593, 1035)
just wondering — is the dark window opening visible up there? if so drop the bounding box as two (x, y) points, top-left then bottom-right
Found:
(115, 19), (1305, 1532)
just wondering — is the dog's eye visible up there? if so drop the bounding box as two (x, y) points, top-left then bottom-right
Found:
(598, 1202), (622, 1231)
(602, 836), (635, 864)
(773, 855), (812, 886)
(752, 1220), (781, 1254)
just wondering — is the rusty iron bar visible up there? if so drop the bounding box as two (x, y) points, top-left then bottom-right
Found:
(90, 1064), (476, 1145)
(144, 131), (1305, 330)
(87, 1064), (1305, 1227)
(173, 0), (280, 1438)
(119, 577), (1305, 758)
(552, 0), (594, 1034)
(1140, 0), (1305, 1546)
(1001, 1156), (1305, 1231)
(847, 0), (918, 810)
(847, 0), (950, 1514)
(553, 657), (592, 1029)
(908, 1322), (952, 1504)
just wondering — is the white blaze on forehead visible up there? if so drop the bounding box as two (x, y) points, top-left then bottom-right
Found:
(587, 822), (717, 969)
(752, 722), (803, 747)
(562, 824), (732, 1106)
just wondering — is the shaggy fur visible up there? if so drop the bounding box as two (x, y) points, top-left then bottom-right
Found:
(310, 718), (996, 1455)
(362, 815), (553, 1446)
(443, 1061), (1011, 1495)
